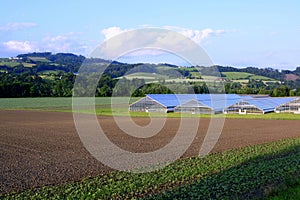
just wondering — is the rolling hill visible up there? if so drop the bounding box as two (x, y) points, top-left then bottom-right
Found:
(1, 52), (300, 82)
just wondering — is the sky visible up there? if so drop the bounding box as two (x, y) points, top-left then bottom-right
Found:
(0, 0), (300, 70)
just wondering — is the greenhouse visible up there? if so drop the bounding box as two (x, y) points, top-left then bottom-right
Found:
(223, 97), (297, 114)
(275, 97), (300, 113)
(174, 94), (243, 114)
(129, 94), (197, 113)
(130, 94), (300, 114)
(174, 99), (214, 114)
(129, 94), (244, 113)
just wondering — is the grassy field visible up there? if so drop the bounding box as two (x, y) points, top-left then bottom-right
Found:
(21, 62), (36, 67)
(164, 78), (204, 83)
(155, 66), (175, 71)
(190, 71), (202, 79)
(0, 61), (20, 67)
(119, 111), (300, 120)
(232, 79), (249, 83)
(28, 57), (50, 62)
(0, 97), (140, 110)
(2, 137), (300, 199)
(38, 70), (60, 75)
(1, 97), (300, 120)
(117, 72), (203, 83)
(222, 72), (275, 81)
(251, 75), (274, 80)
(201, 75), (222, 81)
(119, 73), (215, 83)
(118, 72), (167, 81)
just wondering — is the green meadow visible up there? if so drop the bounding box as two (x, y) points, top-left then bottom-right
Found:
(221, 72), (275, 81)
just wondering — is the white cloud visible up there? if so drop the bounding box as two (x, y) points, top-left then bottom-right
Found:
(2, 32), (90, 56)
(2, 40), (38, 52)
(101, 27), (128, 40)
(122, 49), (167, 57)
(45, 35), (68, 42)
(96, 26), (227, 62)
(41, 32), (89, 54)
(0, 22), (37, 31)
(93, 27), (217, 66)
(101, 26), (227, 44)
(165, 27), (226, 44)
(1, 26), (227, 58)
(43, 35), (71, 52)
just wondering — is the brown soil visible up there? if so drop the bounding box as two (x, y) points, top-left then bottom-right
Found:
(285, 73), (300, 81)
(0, 110), (299, 194)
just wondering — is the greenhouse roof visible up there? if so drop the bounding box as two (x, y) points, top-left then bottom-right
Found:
(174, 94), (244, 112)
(138, 94), (298, 113)
(146, 94), (196, 108)
(235, 97), (297, 113)
(146, 94), (244, 111)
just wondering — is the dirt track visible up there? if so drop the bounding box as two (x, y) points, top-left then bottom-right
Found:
(1, 110), (299, 194)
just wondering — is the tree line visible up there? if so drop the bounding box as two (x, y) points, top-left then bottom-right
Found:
(1, 72), (300, 98)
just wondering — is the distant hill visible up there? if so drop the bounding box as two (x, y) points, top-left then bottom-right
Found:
(0, 52), (299, 82)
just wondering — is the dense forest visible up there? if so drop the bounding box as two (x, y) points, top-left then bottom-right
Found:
(0, 52), (300, 97)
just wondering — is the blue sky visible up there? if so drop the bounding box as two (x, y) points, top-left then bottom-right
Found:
(0, 0), (299, 70)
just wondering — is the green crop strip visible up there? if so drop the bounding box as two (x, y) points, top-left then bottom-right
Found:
(145, 147), (300, 199)
(2, 137), (300, 199)
(267, 176), (300, 199)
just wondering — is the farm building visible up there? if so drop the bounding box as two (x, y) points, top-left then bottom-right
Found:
(174, 94), (244, 114)
(129, 94), (198, 113)
(223, 97), (297, 114)
(130, 94), (300, 114)
(129, 94), (244, 113)
(275, 97), (300, 113)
